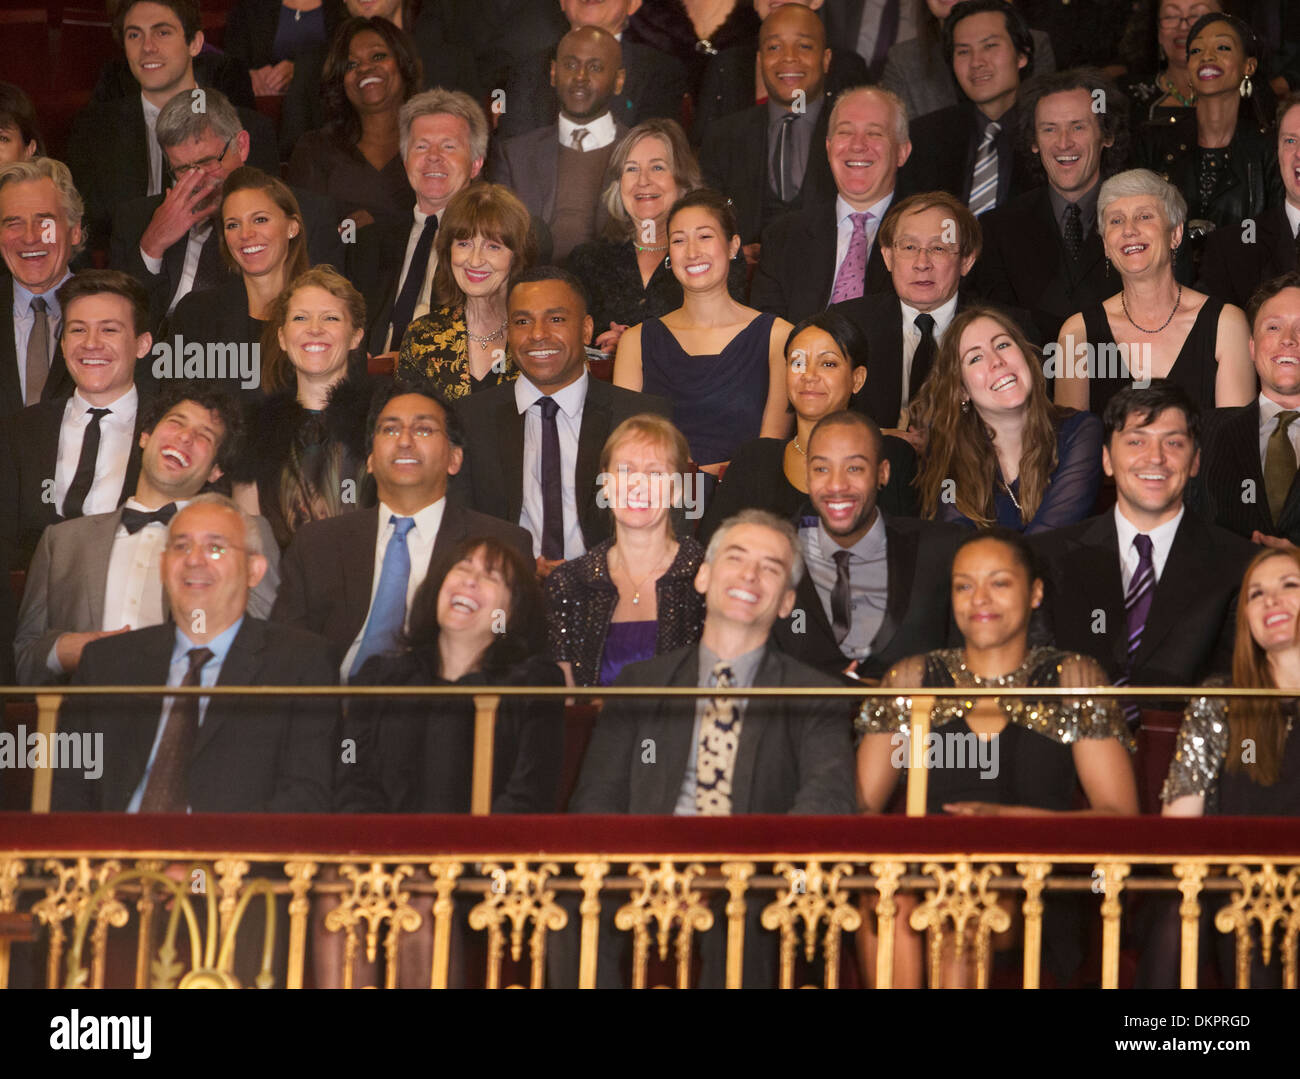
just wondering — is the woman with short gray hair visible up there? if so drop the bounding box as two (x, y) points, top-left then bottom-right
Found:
(1054, 168), (1253, 416)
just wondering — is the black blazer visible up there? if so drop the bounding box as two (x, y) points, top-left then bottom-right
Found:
(1197, 202), (1297, 310)
(569, 642), (856, 815)
(271, 499), (533, 663)
(898, 101), (1036, 208)
(1197, 399), (1300, 543)
(1032, 510), (1254, 687)
(971, 184), (1109, 343)
(51, 618), (339, 813)
(110, 184), (345, 332)
(0, 394), (147, 569)
(750, 197), (894, 323)
(1, 276), (73, 418)
(453, 378), (672, 551)
(773, 514), (963, 681)
(698, 98), (836, 244)
(222, 0), (346, 69)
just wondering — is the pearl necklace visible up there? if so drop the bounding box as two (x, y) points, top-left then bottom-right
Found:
(466, 320), (505, 348)
(634, 241), (667, 253)
(1122, 285), (1182, 334)
(1000, 477), (1022, 514)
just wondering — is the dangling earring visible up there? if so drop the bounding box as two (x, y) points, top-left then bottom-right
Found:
(961, 399), (970, 413)
(664, 255), (671, 268)
(1104, 257), (1111, 278)
(1240, 74), (1253, 99)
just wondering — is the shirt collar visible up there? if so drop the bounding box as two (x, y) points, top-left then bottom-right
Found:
(1114, 502), (1184, 559)
(72, 383), (138, 416)
(173, 614), (243, 665)
(514, 370), (589, 418)
(815, 507), (885, 562)
(698, 639), (767, 687)
(835, 190), (894, 229)
(141, 93), (161, 124)
(1286, 201), (1300, 239)
(558, 110), (616, 147)
(900, 292), (960, 335)
(766, 94), (823, 126)
(13, 273), (72, 319)
(378, 496), (445, 543)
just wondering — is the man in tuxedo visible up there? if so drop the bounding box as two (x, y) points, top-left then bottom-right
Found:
(0, 158), (82, 418)
(973, 68), (1127, 342)
(1034, 382), (1255, 691)
(51, 493), (336, 813)
(1197, 272), (1300, 545)
(489, 27), (626, 261)
(772, 411), (959, 680)
(110, 90), (343, 330)
(14, 384), (282, 685)
(0, 271), (155, 569)
(348, 89), (487, 358)
(751, 85), (909, 322)
(1198, 92), (1300, 309)
(64, 0), (278, 257)
(455, 267), (670, 576)
(829, 191), (980, 429)
(823, 0), (918, 82)
(898, 0), (1036, 213)
(493, 0), (687, 139)
(698, 3), (837, 246)
(272, 377), (532, 675)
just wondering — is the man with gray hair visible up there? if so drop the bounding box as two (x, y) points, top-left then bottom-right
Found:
(348, 88), (488, 358)
(110, 89), (342, 328)
(52, 492), (337, 813)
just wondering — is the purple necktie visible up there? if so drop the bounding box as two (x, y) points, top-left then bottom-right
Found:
(1116, 534), (1154, 726)
(830, 212), (872, 305)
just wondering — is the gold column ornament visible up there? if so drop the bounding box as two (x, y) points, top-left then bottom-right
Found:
(1016, 862), (1051, 990)
(870, 861), (907, 990)
(215, 859), (250, 939)
(284, 861), (318, 990)
(575, 861), (609, 990)
(722, 863), (755, 989)
(0, 858), (25, 990)
(133, 860), (166, 989)
(615, 862), (714, 989)
(1094, 861), (1130, 990)
(30, 693), (61, 813)
(32, 858), (122, 988)
(428, 860), (463, 989)
(468, 861), (568, 988)
(910, 861), (1010, 989)
(323, 862), (422, 990)
(906, 695), (935, 816)
(471, 694), (500, 815)
(761, 861), (862, 989)
(1173, 862), (1208, 990)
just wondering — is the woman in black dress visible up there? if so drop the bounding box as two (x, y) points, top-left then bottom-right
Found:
(856, 529), (1137, 987)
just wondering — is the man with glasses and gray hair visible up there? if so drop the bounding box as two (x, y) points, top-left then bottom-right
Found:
(110, 89), (342, 329)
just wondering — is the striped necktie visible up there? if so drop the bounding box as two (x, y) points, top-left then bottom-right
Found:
(1116, 534), (1155, 726)
(968, 122), (1001, 217)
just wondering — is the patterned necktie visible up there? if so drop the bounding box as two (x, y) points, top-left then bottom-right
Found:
(908, 312), (937, 400)
(1264, 410), (1300, 525)
(1063, 203), (1083, 261)
(121, 502), (178, 534)
(62, 407), (111, 519)
(538, 397), (564, 559)
(1117, 533), (1155, 726)
(571, 127), (588, 150)
(830, 549), (852, 646)
(139, 646), (213, 813)
(695, 662), (742, 816)
(350, 515), (415, 677)
(968, 122), (1001, 217)
(829, 212), (872, 305)
(25, 295), (50, 406)
(389, 215), (438, 351)
(773, 112), (798, 202)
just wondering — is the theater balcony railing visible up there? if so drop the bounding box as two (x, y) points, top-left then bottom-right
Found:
(1, 683), (1298, 990)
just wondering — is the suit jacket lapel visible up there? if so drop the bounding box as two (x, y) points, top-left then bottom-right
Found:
(500, 393), (526, 523)
(731, 647), (784, 812)
(1223, 401), (1268, 526)
(0, 278), (19, 415)
(1134, 515), (1205, 667)
(118, 627), (177, 802)
(344, 508), (381, 634)
(1077, 514), (1127, 673)
(809, 203), (839, 310)
(870, 517), (913, 657)
(651, 647), (699, 813)
(540, 128), (559, 220)
(84, 510), (124, 630)
(875, 298), (904, 425)
(193, 619), (263, 759)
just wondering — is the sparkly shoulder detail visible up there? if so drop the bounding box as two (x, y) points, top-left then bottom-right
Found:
(1160, 684), (1230, 805)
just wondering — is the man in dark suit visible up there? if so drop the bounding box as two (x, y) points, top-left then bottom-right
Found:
(773, 411), (959, 680)
(829, 191), (980, 430)
(1034, 383), (1255, 690)
(14, 384), (281, 685)
(456, 267), (670, 575)
(1197, 272), (1300, 545)
(64, 0), (278, 257)
(898, 0), (1037, 213)
(272, 377), (532, 675)
(751, 85), (909, 322)
(1198, 92), (1300, 309)
(1, 271), (155, 569)
(489, 27), (626, 261)
(698, 3), (837, 246)
(110, 90), (343, 331)
(0, 158), (81, 417)
(51, 493), (336, 813)
(823, 0), (914, 82)
(972, 68), (1128, 342)
(494, 0), (687, 139)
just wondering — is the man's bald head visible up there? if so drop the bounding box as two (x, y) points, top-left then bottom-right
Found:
(759, 2), (830, 107)
(552, 25), (625, 123)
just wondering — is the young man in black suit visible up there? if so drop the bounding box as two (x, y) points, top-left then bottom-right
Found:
(1034, 382), (1255, 691)
(0, 158), (81, 418)
(1, 271), (155, 569)
(973, 68), (1128, 342)
(454, 267), (670, 576)
(51, 494), (337, 813)
(898, 0), (1037, 214)
(272, 378), (532, 676)
(698, 3), (837, 247)
(773, 411), (959, 680)
(751, 85), (910, 322)
(1197, 92), (1300, 309)
(1197, 272), (1300, 545)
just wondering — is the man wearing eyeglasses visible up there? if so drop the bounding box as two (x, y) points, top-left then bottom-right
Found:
(51, 492), (336, 814)
(110, 90), (343, 330)
(13, 383), (281, 685)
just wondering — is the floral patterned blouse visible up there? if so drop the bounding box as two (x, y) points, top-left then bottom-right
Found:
(395, 303), (517, 400)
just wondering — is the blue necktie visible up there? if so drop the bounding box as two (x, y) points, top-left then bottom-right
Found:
(350, 515), (415, 678)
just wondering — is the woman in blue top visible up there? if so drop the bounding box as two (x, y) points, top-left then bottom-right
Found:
(612, 188), (792, 478)
(915, 306), (1103, 533)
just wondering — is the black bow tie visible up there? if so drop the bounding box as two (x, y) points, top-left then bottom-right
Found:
(121, 503), (178, 534)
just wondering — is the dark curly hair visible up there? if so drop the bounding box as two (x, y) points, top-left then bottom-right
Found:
(1017, 68), (1130, 187)
(320, 16), (422, 145)
(139, 381), (245, 479)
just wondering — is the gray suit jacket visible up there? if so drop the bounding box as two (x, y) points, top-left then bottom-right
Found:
(488, 122), (622, 228)
(14, 506), (281, 685)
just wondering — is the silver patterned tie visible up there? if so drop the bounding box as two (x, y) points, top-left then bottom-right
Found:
(968, 122), (1001, 217)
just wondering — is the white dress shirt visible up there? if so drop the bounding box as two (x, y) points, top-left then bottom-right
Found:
(142, 94), (163, 197)
(898, 293), (959, 420)
(339, 498), (447, 677)
(516, 371), (588, 560)
(558, 111), (617, 150)
(832, 191), (893, 292)
(1285, 200), (1300, 239)
(55, 387), (139, 517)
(384, 207), (442, 350)
(141, 220), (214, 315)
(1114, 504), (1184, 593)
(1258, 392), (1300, 468)
(10, 275), (69, 403)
